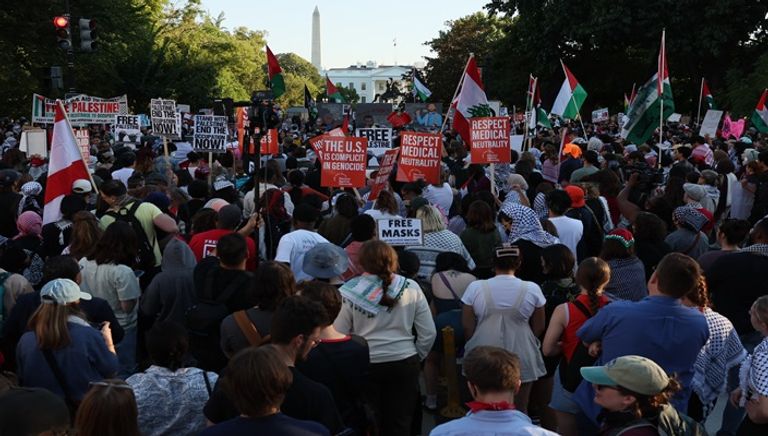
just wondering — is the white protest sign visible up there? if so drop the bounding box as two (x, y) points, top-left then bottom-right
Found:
(113, 115), (141, 143)
(699, 110), (723, 137)
(667, 113), (682, 123)
(19, 129), (47, 158)
(591, 108), (609, 123)
(355, 128), (392, 154)
(176, 104), (191, 114)
(193, 115), (228, 152)
(377, 218), (423, 246)
(150, 99), (180, 137)
(511, 135), (524, 153)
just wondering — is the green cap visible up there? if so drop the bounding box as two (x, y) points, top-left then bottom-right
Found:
(580, 355), (669, 396)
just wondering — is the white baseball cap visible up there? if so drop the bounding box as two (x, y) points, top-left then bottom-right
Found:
(72, 179), (93, 194)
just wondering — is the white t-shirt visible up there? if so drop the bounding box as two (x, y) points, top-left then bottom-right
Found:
(548, 215), (583, 258)
(364, 209), (401, 220)
(274, 229), (329, 282)
(424, 183), (454, 212)
(461, 275), (546, 320)
(111, 167), (135, 187)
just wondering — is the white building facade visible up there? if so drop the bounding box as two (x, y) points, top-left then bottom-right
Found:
(326, 62), (413, 103)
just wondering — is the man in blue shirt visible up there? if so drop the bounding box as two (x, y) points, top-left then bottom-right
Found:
(416, 104), (442, 131)
(574, 253), (709, 424)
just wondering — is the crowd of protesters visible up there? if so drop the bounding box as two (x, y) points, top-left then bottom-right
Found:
(0, 109), (767, 436)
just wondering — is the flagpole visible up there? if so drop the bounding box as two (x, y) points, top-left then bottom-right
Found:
(657, 29), (666, 170)
(56, 100), (99, 194)
(440, 53), (473, 133)
(523, 75), (533, 152)
(696, 77), (704, 127)
(560, 60), (587, 139)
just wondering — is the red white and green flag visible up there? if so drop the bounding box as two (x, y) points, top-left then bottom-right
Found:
(551, 61), (587, 119)
(702, 79), (715, 110)
(325, 75), (344, 103)
(452, 55), (491, 145)
(752, 89), (768, 133)
(265, 46), (285, 99)
(527, 75), (551, 129)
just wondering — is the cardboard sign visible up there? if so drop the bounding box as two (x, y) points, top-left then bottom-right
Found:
(320, 137), (368, 188)
(19, 129), (47, 158)
(260, 128), (279, 154)
(355, 127), (392, 153)
(592, 108), (609, 123)
(113, 115), (141, 143)
(150, 99), (180, 137)
(511, 135), (524, 153)
(396, 132), (442, 184)
(667, 113), (682, 123)
(369, 148), (400, 201)
(699, 110), (723, 137)
(469, 117), (511, 164)
(377, 218), (423, 246)
(74, 129), (90, 161)
(32, 93), (129, 125)
(193, 115), (228, 152)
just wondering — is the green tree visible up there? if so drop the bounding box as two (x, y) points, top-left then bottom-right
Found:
(272, 53), (323, 107)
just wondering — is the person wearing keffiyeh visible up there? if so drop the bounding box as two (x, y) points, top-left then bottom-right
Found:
(734, 295), (768, 433)
(17, 181), (42, 217)
(497, 203), (560, 283)
(665, 206), (710, 259)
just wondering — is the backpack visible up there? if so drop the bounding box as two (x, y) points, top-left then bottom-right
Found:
(104, 201), (156, 271)
(558, 299), (600, 392)
(607, 405), (706, 436)
(185, 268), (249, 336)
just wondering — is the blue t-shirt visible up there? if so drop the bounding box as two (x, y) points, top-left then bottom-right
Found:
(200, 413), (329, 436)
(575, 295), (709, 423)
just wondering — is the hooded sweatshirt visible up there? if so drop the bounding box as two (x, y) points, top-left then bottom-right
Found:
(140, 238), (197, 325)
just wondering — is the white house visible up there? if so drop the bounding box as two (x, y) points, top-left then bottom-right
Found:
(326, 61), (414, 103)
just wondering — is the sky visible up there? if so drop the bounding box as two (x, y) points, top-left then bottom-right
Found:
(197, 0), (490, 69)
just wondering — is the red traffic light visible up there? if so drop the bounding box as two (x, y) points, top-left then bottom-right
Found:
(53, 16), (69, 28)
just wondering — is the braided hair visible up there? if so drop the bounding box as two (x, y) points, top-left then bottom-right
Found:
(684, 275), (710, 312)
(359, 241), (399, 308)
(575, 257), (611, 314)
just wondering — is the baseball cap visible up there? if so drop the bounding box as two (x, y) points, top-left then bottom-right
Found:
(302, 243), (349, 279)
(683, 183), (706, 202)
(580, 355), (669, 396)
(40, 278), (92, 305)
(72, 179), (93, 194)
(564, 185), (586, 208)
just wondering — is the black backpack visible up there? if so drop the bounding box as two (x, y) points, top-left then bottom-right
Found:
(104, 201), (156, 271)
(185, 268), (250, 336)
(559, 299), (602, 392)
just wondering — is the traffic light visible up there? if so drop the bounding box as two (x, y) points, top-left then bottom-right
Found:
(53, 16), (71, 50)
(79, 18), (97, 52)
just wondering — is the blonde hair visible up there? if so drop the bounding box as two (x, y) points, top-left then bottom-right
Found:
(28, 303), (83, 350)
(416, 205), (445, 233)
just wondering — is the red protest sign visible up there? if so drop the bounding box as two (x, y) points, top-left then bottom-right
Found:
(369, 147), (400, 201)
(320, 137), (368, 188)
(74, 129), (90, 161)
(396, 132), (442, 184)
(469, 117), (510, 164)
(260, 128), (278, 154)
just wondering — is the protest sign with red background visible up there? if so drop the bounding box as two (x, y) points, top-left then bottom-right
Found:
(396, 132), (442, 184)
(74, 129), (90, 161)
(469, 117), (510, 164)
(320, 137), (368, 188)
(369, 147), (400, 201)
(260, 128), (278, 154)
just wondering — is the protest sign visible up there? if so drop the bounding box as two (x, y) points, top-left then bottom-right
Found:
(369, 148), (400, 201)
(592, 108), (609, 123)
(699, 110), (723, 137)
(667, 113), (682, 123)
(150, 99), (180, 137)
(176, 104), (191, 114)
(511, 135), (524, 153)
(396, 132), (442, 184)
(74, 129), (90, 161)
(19, 129), (47, 158)
(113, 115), (141, 144)
(192, 115), (228, 152)
(260, 128), (279, 154)
(320, 137), (368, 188)
(377, 218), (423, 246)
(138, 114), (151, 127)
(355, 127), (392, 154)
(469, 117), (511, 164)
(310, 128), (347, 162)
(32, 93), (129, 125)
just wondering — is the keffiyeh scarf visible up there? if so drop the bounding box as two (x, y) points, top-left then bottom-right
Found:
(739, 337), (768, 406)
(500, 203), (559, 248)
(339, 274), (408, 317)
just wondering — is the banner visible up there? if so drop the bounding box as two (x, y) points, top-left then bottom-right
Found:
(74, 129), (90, 161)
(469, 117), (511, 164)
(113, 115), (141, 144)
(377, 218), (423, 246)
(699, 110), (723, 137)
(32, 93), (129, 125)
(355, 127), (392, 153)
(591, 108), (609, 123)
(193, 115), (228, 152)
(260, 128), (279, 154)
(369, 148), (400, 201)
(150, 99), (180, 137)
(396, 131), (442, 184)
(320, 137), (368, 188)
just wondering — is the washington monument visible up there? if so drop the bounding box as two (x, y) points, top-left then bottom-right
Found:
(311, 6), (321, 70)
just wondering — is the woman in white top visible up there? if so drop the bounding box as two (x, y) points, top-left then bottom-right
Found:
(364, 189), (402, 220)
(334, 240), (436, 436)
(462, 243), (547, 413)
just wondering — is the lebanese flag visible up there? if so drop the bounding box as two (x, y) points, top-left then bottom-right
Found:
(43, 101), (91, 224)
(452, 55), (489, 146)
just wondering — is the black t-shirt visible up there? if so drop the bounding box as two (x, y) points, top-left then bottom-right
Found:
(193, 257), (253, 313)
(41, 221), (73, 259)
(0, 192), (21, 238)
(204, 367), (344, 434)
(706, 251), (768, 334)
(514, 239), (545, 285)
(200, 414), (329, 436)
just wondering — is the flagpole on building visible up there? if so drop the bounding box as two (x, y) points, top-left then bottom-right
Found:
(696, 77), (704, 127)
(560, 59), (587, 139)
(56, 100), (99, 193)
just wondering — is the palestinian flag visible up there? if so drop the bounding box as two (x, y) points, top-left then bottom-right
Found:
(551, 61), (587, 119)
(702, 79), (715, 110)
(412, 71), (431, 102)
(326, 75), (344, 103)
(304, 85), (318, 121)
(621, 31), (675, 145)
(752, 89), (768, 133)
(265, 46), (285, 98)
(527, 76), (551, 129)
(452, 55), (491, 145)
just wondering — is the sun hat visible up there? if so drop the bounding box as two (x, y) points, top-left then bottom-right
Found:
(302, 243), (350, 279)
(581, 355), (669, 396)
(40, 278), (92, 305)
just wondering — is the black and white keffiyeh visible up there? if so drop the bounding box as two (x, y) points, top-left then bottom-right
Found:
(500, 203), (559, 248)
(742, 243), (768, 258)
(739, 337), (768, 406)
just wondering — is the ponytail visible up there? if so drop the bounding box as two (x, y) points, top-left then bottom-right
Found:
(576, 257), (611, 315)
(358, 241), (400, 308)
(378, 273), (395, 308)
(685, 275), (710, 312)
